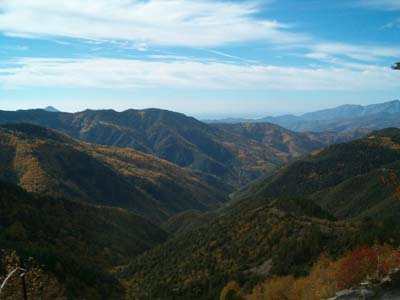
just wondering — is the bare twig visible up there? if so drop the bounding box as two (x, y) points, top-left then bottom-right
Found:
(0, 267), (26, 297)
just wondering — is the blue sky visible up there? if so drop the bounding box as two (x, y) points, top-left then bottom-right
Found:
(0, 0), (399, 118)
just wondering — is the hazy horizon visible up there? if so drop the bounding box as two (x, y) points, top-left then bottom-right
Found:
(0, 98), (399, 120)
(1, 0), (400, 116)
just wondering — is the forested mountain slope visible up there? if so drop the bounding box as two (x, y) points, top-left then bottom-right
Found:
(238, 128), (400, 221)
(214, 122), (366, 158)
(0, 181), (168, 299)
(120, 129), (400, 300)
(0, 123), (229, 222)
(120, 197), (375, 300)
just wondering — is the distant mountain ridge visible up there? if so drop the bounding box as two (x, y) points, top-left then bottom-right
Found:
(205, 100), (400, 133)
(295, 100), (400, 121)
(0, 108), (359, 187)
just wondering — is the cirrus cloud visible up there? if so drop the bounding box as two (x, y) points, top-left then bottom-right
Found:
(307, 42), (400, 62)
(0, 0), (307, 47)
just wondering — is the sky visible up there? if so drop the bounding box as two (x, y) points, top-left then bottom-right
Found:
(0, 0), (400, 118)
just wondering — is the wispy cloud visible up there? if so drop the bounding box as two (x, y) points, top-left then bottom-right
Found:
(0, 0), (306, 47)
(1, 57), (399, 91)
(0, 45), (28, 51)
(204, 49), (259, 64)
(307, 42), (400, 62)
(382, 18), (400, 30)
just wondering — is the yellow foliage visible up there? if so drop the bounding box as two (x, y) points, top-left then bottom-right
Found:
(249, 256), (338, 300)
(220, 281), (244, 300)
(257, 276), (295, 300)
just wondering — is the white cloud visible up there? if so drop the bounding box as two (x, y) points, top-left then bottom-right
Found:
(0, 0), (306, 47)
(1, 0), (398, 67)
(1, 57), (399, 91)
(1, 0), (399, 89)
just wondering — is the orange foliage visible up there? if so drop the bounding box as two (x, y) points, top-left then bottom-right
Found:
(248, 244), (400, 300)
(336, 245), (377, 289)
(337, 243), (400, 289)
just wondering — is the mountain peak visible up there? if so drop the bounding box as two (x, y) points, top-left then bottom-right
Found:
(44, 106), (60, 112)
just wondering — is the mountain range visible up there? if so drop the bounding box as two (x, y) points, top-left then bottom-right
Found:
(206, 100), (400, 133)
(0, 108), (362, 187)
(1, 105), (400, 300)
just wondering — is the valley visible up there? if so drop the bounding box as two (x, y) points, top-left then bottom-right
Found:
(1, 105), (400, 300)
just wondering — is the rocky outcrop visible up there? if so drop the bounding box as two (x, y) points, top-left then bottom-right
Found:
(328, 269), (400, 300)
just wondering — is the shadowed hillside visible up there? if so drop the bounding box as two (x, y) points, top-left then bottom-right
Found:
(0, 180), (168, 299)
(238, 128), (400, 221)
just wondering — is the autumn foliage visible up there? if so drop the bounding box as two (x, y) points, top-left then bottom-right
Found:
(220, 281), (245, 300)
(248, 244), (400, 300)
(249, 256), (338, 300)
(380, 170), (400, 201)
(337, 243), (400, 289)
